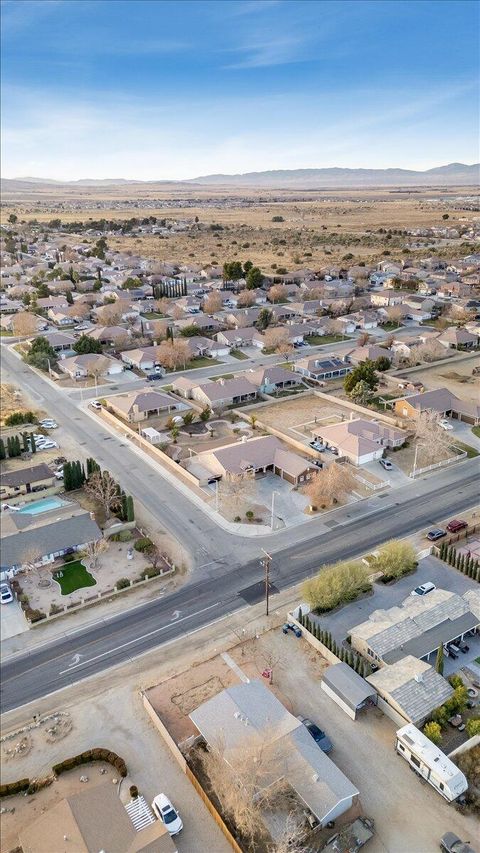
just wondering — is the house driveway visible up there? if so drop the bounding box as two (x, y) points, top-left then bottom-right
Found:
(362, 459), (410, 488)
(0, 600), (29, 642)
(448, 419), (480, 452)
(309, 555), (479, 647)
(253, 472), (310, 529)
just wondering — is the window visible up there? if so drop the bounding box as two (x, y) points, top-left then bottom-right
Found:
(439, 782), (444, 791)
(410, 755), (421, 769)
(398, 743), (405, 752)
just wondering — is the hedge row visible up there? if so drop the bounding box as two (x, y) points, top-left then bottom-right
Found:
(438, 542), (480, 580)
(1, 749), (127, 798)
(0, 778), (29, 797)
(298, 609), (370, 678)
(52, 748), (127, 778)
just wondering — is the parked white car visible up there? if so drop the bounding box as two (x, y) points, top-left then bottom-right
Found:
(0, 583), (13, 604)
(439, 419), (453, 431)
(151, 794), (183, 836)
(89, 400), (102, 410)
(411, 581), (436, 597)
(36, 440), (58, 450)
(39, 419), (58, 429)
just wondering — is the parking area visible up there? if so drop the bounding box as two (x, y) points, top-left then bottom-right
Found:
(311, 555), (479, 649)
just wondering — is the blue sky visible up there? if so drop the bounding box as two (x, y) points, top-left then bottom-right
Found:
(1, 0), (478, 180)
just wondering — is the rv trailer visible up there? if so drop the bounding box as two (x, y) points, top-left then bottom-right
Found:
(395, 724), (467, 802)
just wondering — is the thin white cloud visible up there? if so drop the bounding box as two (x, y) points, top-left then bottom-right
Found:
(0, 0), (64, 33)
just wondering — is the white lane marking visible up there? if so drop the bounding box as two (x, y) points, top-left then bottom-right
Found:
(68, 654), (83, 667)
(171, 610), (181, 620)
(58, 602), (220, 674)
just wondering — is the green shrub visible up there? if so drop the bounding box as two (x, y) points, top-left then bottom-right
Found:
(63, 553), (76, 563)
(375, 540), (417, 582)
(134, 537), (153, 552)
(0, 778), (30, 798)
(116, 578), (131, 590)
(245, 510), (254, 521)
(24, 608), (46, 623)
(53, 749), (127, 778)
(466, 718), (480, 737)
(49, 603), (63, 615)
(302, 560), (371, 613)
(141, 566), (161, 580)
(423, 721), (442, 745)
(111, 530), (132, 542)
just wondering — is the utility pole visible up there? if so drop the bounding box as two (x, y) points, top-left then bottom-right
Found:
(261, 549), (272, 616)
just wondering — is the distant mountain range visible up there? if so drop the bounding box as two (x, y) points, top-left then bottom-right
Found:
(2, 162), (478, 192)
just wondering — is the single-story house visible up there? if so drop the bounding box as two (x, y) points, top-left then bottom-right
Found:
(189, 680), (359, 830)
(438, 327), (479, 349)
(186, 335), (230, 359)
(245, 366), (302, 394)
(175, 315), (222, 333)
(190, 435), (316, 486)
(19, 781), (175, 853)
(106, 389), (182, 423)
(295, 356), (352, 382)
(394, 387), (480, 425)
(216, 327), (264, 349)
(191, 377), (258, 410)
(170, 376), (201, 399)
(120, 346), (163, 372)
(1, 510), (102, 573)
(340, 311), (379, 330)
(366, 656), (453, 727)
(0, 463), (56, 499)
(348, 588), (480, 668)
(370, 290), (405, 307)
(314, 418), (406, 465)
(41, 331), (77, 352)
(347, 345), (391, 365)
(58, 353), (124, 380)
(87, 325), (131, 346)
(48, 309), (75, 327)
(226, 307), (261, 328)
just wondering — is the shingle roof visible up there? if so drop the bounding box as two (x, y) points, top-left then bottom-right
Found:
(322, 662), (377, 710)
(109, 390), (175, 415)
(367, 657), (453, 724)
(1, 512), (101, 568)
(1, 463), (54, 488)
(190, 680), (358, 823)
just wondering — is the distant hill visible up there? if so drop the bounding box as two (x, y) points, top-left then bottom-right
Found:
(2, 162), (478, 192)
(187, 163), (479, 188)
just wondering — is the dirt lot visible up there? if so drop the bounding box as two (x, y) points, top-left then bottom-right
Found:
(0, 683), (230, 853)
(5, 185), (477, 269)
(147, 627), (478, 853)
(405, 353), (480, 397)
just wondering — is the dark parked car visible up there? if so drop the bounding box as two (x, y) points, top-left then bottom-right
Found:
(440, 832), (477, 853)
(446, 519), (468, 533)
(297, 716), (333, 753)
(147, 373), (164, 382)
(426, 528), (446, 541)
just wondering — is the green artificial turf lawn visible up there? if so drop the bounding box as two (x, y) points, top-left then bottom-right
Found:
(53, 561), (97, 595)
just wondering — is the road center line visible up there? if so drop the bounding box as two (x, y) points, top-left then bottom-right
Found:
(58, 602), (221, 674)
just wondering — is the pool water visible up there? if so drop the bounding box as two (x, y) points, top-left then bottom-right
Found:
(17, 496), (70, 515)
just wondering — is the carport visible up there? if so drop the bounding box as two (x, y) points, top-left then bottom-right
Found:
(321, 662), (377, 720)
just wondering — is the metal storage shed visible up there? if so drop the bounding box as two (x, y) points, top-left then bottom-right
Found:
(321, 662), (377, 720)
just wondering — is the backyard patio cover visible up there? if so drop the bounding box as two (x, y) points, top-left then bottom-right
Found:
(322, 662), (377, 713)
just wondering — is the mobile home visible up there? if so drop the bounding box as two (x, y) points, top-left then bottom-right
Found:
(395, 724), (467, 802)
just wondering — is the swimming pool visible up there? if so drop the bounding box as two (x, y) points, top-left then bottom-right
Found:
(16, 496), (70, 515)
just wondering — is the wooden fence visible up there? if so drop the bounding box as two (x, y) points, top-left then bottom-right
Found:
(142, 693), (242, 852)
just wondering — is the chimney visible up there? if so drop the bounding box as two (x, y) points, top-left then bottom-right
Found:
(414, 673), (424, 684)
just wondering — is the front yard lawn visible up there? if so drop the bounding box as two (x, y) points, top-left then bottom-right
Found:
(53, 560), (97, 595)
(308, 334), (349, 345)
(166, 356), (222, 372)
(472, 426), (480, 439)
(140, 311), (165, 318)
(230, 348), (249, 359)
(453, 440), (480, 459)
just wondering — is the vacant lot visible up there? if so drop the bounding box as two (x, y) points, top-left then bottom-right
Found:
(404, 353), (480, 397)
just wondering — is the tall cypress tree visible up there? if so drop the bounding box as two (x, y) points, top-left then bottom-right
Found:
(30, 433), (36, 453)
(0, 438), (5, 460)
(22, 432), (30, 453)
(63, 462), (72, 491)
(126, 495), (134, 522)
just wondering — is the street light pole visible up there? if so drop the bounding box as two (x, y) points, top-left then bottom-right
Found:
(261, 549), (272, 616)
(270, 490), (278, 531)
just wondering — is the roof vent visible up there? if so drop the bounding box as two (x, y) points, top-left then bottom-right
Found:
(312, 774), (319, 783)
(414, 673), (424, 683)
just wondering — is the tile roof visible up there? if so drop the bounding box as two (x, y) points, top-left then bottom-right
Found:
(367, 657), (453, 724)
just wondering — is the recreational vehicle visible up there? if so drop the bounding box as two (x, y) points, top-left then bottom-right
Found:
(395, 724), (467, 802)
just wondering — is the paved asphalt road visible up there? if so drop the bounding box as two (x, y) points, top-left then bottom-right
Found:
(1, 343), (479, 712)
(2, 467), (478, 712)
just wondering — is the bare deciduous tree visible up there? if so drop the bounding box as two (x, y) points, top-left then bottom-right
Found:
(268, 284), (288, 304)
(98, 304), (123, 325)
(218, 471), (256, 517)
(12, 312), (38, 337)
(203, 291), (223, 313)
(156, 338), (191, 370)
(414, 409), (453, 466)
(81, 537), (109, 569)
(412, 339), (445, 364)
(304, 462), (356, 510)
(236, 290), (256, 308)
(85, 470), (121, 518)
(386, 305), (403, 325)
(262, 327), (292, 354)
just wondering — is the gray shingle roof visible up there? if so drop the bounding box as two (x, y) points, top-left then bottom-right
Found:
(1, 463), (54, 488)
(1, 513), (101, 569)
(322, 663), (377, 710)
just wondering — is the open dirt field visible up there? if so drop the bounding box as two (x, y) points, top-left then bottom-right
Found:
(406, 354), (480, 397)
(4, 185), (478, 269)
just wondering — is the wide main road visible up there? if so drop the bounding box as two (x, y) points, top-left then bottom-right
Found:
(2, 464), (479, 712)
